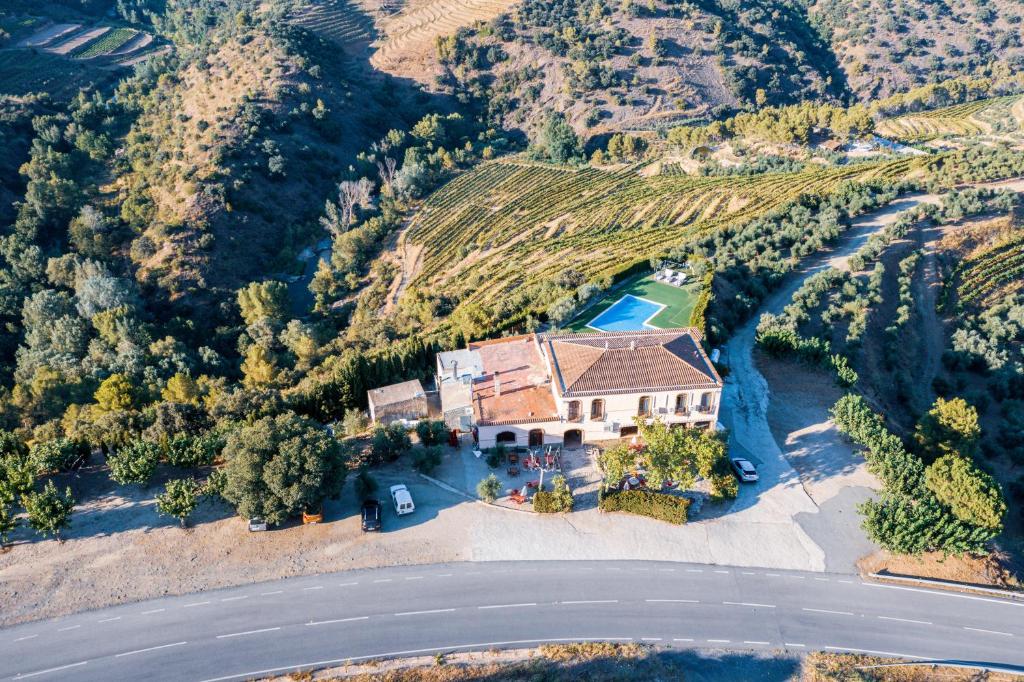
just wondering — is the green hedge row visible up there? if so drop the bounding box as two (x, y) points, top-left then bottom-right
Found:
(598, 489), (690, 524)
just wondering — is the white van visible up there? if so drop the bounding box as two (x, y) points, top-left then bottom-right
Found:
(390, 484), (415, 515)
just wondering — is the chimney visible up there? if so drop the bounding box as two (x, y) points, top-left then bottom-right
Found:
(451, 359), (458, 381)
(630, 339), (636, 351)
(604, 340), (609, 350)
(493, 371), (501, 397)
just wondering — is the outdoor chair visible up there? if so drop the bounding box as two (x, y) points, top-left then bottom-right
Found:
(507, 466), (520, 477)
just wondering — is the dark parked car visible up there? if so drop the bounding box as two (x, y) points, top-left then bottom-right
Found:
(361, 499), (382, 532)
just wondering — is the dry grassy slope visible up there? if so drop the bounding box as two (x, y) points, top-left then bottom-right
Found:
(119, 29), (398, 299)
(468, 9), (738, 135)
(811, 0), (1024, 101)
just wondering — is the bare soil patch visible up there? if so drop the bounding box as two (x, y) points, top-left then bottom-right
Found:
(858, 549), (1022, 591)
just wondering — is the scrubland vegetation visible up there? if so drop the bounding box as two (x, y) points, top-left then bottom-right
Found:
(0, 0), (1023, 573)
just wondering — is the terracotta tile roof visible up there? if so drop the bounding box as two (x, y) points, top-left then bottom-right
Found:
(469, 335), (559, 426)
(542, 328), (721, 397)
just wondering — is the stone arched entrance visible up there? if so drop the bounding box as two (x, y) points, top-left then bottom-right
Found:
(528, 429), (544, 447)
(496, 431), (517, 445)
(563, 428), (583, 449)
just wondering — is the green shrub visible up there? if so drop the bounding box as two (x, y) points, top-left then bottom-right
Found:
(598, 489), (690, 524)
(413, 445), (443, 474)
(415, 420), (448, 446)
(477, 473), (502, 502)
(29, 439), (89, 474)
(165, 433), (220, 468)
(533, 475), (574, 513)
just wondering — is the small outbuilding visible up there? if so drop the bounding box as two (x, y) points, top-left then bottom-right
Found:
(367, 379), (428, 425)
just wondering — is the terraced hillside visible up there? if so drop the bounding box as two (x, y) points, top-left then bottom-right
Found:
(403, 156), (926, 312)
(876, 95), (1024, 143)
(371, 0), (517, 77)
(0, 50), (101, 97)
(289, 0), (376, 53)
(954, 231), (1024, 306)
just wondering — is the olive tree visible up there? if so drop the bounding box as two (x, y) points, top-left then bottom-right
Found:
(156, 478), (202, 528)
(107, 440), (161, 486)
(221, 412), (347, 525)
(22, 480), (74, 540)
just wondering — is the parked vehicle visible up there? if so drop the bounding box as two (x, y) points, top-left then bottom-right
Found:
(730, 458), (759, 483)
(248, 518), (268, 532)
(361, 499), (382, 532)
(390, 484), (415, 515)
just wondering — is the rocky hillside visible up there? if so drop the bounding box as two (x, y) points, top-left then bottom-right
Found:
(812, 0), (1024, 101)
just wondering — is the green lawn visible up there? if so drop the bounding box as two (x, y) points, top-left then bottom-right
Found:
(566, 273), (701, 331)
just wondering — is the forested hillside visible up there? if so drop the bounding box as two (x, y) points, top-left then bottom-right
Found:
(1, 0), (1024, 568)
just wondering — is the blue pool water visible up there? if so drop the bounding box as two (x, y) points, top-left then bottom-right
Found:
(587, 295), (665, 332)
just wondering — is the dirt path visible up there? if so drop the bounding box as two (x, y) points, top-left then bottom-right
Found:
(912, 223), (948, 413)
(720, 192), (942, 571)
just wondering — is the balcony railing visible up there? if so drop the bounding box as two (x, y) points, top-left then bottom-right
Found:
(694, 404), (715, 414)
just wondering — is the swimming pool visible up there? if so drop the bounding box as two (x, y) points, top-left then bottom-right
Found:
(586, 295), (666, 332)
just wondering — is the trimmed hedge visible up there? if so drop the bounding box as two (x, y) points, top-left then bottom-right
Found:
(598, 489), (690, 524)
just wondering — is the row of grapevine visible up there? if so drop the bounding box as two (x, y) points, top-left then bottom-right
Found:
(0, 51), (98, 97)
(289, 0), (377, 47)
(956, 233), (1024, 305)
(72, 28), (138, 58)
(876, 95), (1022, 142)
(404, 155), (923, 311)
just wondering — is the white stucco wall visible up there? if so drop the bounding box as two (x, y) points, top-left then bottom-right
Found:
(476, 388), (720, 448)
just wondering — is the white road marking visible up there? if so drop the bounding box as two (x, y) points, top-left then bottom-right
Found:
(216, 627), (281, 639)
(261, 591), (284, 596)
(765, 573), (780, 577)
(13, 660), (88, 679)
(713, 570), (729, 575)
(722, 601), (776, 608)
(838, 580), (854, 584)
(373, 579), (393, 583)
(560, 600), (618, 605)
(824, 645), (931, 660)
(195, 638), (635, 682)
(673, 638), (694, 642)
(744, 641), (770, 645)
(878, 616), (932, 625)
(404, 576), (423, 581)
(57, 625), (80, 632)
(394, 609), (456, 617)
(141, 609), (165, 615)
(658, 568), (675, 572)
(221, 596), (248, 602)
(338, 583), (358, 587)
(784, 643), (806, 648)
(741, 571), (756, 575)
(478, 603), (537, 610)
(814, 578), (830, 582)
(803, 608), (853, 616)
(964, 627), (1013, 637)
(307, 617), (370, 626)
(184, 601), (211, 608)
(789, 576), (806, 580)
(645, 599), (699, 603)
(435, 574), (452, 578)
(98, 617), (121, 623)
(14, 635), (38, 642)
(302, 586), (324, 591)
(640, 637), (662, 641)
(115, 641), (187, 657)
(707, 639), (730, 643)
(864, 582), (1024, 607)
(686, 569), (703, 573)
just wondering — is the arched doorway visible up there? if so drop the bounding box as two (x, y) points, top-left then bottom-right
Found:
(496, 431), (517, 445)
(528, 429), (544, 447)
(564, 429), (583, 449)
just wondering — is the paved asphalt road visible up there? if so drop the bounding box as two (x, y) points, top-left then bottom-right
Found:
(2, 561), (1023, 681)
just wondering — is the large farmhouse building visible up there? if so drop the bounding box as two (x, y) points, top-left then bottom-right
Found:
(437, 328), (722, 449)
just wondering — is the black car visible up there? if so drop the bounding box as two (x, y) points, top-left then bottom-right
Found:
(360, 499), (382, 532)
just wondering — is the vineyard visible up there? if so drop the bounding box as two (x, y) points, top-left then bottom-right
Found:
(403, 156), (928, 313)
(371, 0), (516, 75)
(955, 231), (1024, 306)
(289, 0), (376, 51)
(0, 50), (98, 97)
(72, 28), (138, 59)
(875, 95), (1023, 142)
